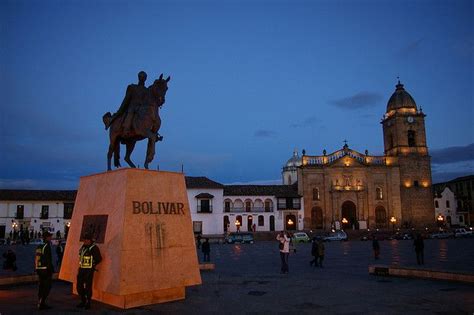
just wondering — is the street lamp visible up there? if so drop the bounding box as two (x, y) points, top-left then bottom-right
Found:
(437, 214), (444, 228)
(390, 216), (397, 232)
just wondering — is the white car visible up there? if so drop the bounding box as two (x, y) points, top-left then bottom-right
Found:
(323, 230), (348, 241)
(454, 228), (473, 238)
(430, 231), (454, 239)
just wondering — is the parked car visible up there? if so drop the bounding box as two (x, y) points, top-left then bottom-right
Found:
(454, 228), (473, 238)
(29, 239), (44, 245)
(291, 232), (310, 243)
(430, 231), (454, 239)
(323, 230), (348, 242)
(226, 232), (254, 244)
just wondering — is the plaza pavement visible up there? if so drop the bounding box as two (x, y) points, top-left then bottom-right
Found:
(1, 238), (473, 314)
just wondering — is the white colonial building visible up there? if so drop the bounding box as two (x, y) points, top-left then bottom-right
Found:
(185, 176), (225, 235)
(434, 186), (465, 227)
(0, 190), (76, 239)
(0, 176), (303, 238)
(223, 185), (303, 233)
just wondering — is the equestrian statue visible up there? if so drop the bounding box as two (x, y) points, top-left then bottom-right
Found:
(102, 71), (170, 171)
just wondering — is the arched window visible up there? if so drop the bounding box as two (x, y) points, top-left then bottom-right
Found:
(287, 175), (292, 184)
(245, 199), (252, 212)
(312, 188), (320, 200)
(376, 187), (383, 200)
(446, 200), (450, 208)
(258, 215), (264, 226)
(224, 199), (232, 212)
(435, 200), (439, 208)
(264, 199), (273, 212)
(407, 130), (416, 147)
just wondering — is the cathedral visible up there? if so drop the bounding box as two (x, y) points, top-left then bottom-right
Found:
(283, 81), (434, 230)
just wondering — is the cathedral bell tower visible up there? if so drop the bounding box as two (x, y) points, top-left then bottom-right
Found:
(382, 81), (433, 227)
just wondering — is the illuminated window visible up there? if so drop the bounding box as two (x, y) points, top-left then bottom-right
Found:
(312, 188), (320, 200)
(376, 187), (383, 200)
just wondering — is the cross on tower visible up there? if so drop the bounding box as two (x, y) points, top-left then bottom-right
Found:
(343, 139), (348, 146)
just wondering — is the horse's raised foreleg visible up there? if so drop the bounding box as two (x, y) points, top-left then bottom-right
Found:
(107, 138), (117, 171)
(114, 141), (121, 168)
(124, 140), (137, 168)
(144, 136), (156, 170)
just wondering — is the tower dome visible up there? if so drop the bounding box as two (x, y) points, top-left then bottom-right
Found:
(282, 149), (301, 185)
(284, 149), (302, 169)
(386, 81), (417, 112)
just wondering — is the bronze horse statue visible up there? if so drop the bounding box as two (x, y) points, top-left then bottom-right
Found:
(102, 74), (170, 171)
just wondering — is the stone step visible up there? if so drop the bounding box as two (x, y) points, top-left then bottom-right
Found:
(369, 265), (474, 283)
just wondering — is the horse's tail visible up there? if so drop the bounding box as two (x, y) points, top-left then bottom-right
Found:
(102, 112), (112, 130)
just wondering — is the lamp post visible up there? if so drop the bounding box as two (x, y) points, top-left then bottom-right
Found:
(437, 214), (444, 228)
(341, 217), (348, 230)
(390, 216), (397, 232)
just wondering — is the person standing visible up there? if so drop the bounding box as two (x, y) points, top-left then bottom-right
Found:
(196, 234), (202, 249)
(414, 233), (424, 265)
(202, 238), (210, 262)
(277, 231), (290, 274)
(372, 235), (380, 260)
(56, 242), (64, 269)
(309, 237), (319, 267)
(76, 234), (102, 310)
(35, 231), (54, 310)
(317, 238), (325, 267)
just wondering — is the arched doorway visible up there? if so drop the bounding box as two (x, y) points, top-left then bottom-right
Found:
(341, 201), (357, 230)
(269, 215), (275, 231)
(236, 215), (242, 232)
(375, 206), (387, 228)
(285, 214), (297, 231)
(223, 216), (229, 233)
(247, 215), (253, 232)
(311, 207), (323, 229)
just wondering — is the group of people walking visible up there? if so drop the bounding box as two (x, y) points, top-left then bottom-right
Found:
(277, 231), (325, 274)
(34, 231), (102, 310)
(277, 231), (427, 274)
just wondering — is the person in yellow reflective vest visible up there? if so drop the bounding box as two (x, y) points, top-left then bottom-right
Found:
(76, 233), (102, 310)
(35, 231), (53, 310)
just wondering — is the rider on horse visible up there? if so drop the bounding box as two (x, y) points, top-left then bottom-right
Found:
(105, 71), (148, 134)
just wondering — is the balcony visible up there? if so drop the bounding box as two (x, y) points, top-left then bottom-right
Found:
(197, 205), (213, 213)
(224, 206), (273, 213)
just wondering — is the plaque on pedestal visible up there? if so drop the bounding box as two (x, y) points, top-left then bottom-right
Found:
(59, 168), (201, 309)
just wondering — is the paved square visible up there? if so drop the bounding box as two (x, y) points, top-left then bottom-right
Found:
(1, 238), (473, 314)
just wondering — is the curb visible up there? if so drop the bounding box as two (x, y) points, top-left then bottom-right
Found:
(0, 273), (59, 286)
(369, 265), (474, 283)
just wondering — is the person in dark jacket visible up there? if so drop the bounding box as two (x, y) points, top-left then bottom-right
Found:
(76, 233), (102, 310)
(202, 238), (211, 262)
(2, 249), (17, 271)
(413, 233), (425, 265)
(35, 231), (54, 310)
(309, 237), (319, 267)
(372, 235), (380, 260)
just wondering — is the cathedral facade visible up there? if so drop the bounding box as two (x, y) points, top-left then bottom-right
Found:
(286, 81), (434, 230)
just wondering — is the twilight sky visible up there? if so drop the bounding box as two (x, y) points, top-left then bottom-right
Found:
(0, 0), (473, 189)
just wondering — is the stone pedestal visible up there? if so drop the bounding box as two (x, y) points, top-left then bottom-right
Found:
(59, 169), (201, 309)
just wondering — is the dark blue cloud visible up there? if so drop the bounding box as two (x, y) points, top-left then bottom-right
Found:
(431, 143), (474, 164)
(328, 92), (383, 110)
